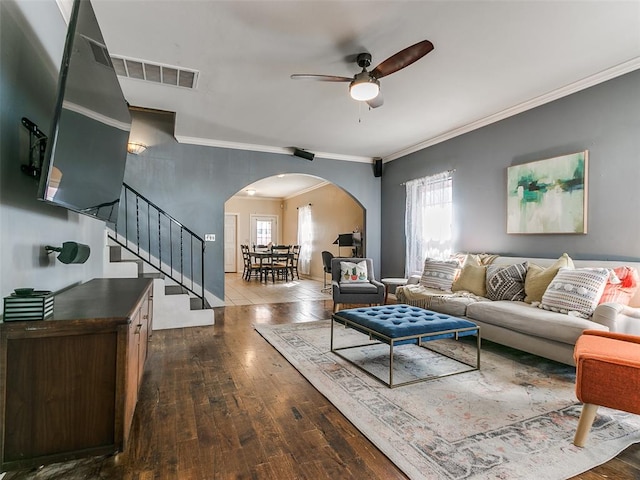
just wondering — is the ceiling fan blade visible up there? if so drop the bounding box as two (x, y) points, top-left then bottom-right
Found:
(370, 40), (434, 79)
(366, 92), (384, 109)
(290, 74), (352, 82)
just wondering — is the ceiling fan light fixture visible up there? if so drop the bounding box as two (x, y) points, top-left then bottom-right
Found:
(349, 75), (380, 102)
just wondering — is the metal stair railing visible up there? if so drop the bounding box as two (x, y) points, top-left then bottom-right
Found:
(108, 183), (206, 309)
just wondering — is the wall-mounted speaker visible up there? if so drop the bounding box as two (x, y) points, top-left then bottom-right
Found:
(373, 158), (382, 177)
(293, 148), (314, 161)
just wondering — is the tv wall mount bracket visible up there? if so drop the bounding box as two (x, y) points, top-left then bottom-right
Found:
(21, 117), (48, 179)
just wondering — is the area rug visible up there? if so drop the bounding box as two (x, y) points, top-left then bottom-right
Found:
(255, 320), (640, 480)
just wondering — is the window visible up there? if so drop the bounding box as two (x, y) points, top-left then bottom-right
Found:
(250, 215), (278, 247)
(256, 220), (272, 245)
(296, 205), (312, 275)
(405, 171), (454, 276)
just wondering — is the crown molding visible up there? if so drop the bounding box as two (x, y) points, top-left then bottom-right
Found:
(174, 135), (373, 163)
(383, 57), (640, 162)
(63, 101), (131, 131)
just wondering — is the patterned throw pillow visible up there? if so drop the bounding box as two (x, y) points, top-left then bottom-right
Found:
(419, 259), (460, 291)
(452, 264), (487, 297)
(524, 253), (574, 303)
(340, 261), (368, 283)
(539, 267), (610, 318)
(599, 266), (639, 305)
(486, 262), (529, 301)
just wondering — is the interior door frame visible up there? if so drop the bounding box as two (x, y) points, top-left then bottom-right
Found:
(224, 213), (238, 273)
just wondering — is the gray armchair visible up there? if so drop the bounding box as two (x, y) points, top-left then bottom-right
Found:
(331, 257), (385, 312)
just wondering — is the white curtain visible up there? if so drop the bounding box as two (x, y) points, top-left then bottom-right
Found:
(297, 205), (313, 275)
(405, 171), (454, 277)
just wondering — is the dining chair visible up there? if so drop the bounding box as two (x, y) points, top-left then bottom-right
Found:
(321, 250), (334, 292)
(290, 245), (301, 279)
(241, 245), (261, 280)
(271, 245), (291, 281)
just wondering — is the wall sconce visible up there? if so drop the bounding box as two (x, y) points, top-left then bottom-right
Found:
(127, 142), (147, 155)
(45, 242), (91, 264)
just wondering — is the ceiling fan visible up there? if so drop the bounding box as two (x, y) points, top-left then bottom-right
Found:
(290, 40), (434, 108)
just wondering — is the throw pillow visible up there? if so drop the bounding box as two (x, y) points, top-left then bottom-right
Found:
(539, 267), (610, 318)
(452, 263), (487, 297)
(419, 259), (460, 291)
(453, 252), (499, 266)
(486, 262), (529, 301)
(524, 253), (574, 304)
(340, 261), (368, 283)
(599, 266), (639, 305)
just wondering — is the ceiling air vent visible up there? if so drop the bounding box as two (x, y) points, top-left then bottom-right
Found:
(110, 55), (199, 89)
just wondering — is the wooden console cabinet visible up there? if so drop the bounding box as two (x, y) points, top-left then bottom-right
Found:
(0, 278), (153, 471)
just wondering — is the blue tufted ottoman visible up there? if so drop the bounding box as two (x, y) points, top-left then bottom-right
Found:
(331, 304), (480, 388)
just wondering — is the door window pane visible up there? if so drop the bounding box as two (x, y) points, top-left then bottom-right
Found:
(256, 220), (272, 245)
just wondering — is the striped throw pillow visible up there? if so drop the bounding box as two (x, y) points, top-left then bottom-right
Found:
(599, 266), (639, 305)
(419, 259), (460, 291)
(539, 267), (610, 318)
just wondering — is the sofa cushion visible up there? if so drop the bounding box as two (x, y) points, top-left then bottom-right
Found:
(466, 300), (608, 345)
(419, 259), (460, 291)
(338, 282), (379, 294)
(452, 263), (487, 297)
(599, 266), (639, 306)
(539, 267), (610, 318)
(524, 253), (574, 303)
(486, 262), (528, 301)
(339, 260), (368, 283)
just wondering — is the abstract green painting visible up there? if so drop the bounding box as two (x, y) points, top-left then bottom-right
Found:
(507, 151), (588, 234)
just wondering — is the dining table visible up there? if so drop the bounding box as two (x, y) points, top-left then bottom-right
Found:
(251, 251), (294, 282)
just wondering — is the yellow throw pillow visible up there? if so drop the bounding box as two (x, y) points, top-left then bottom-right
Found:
(524, 253), (574, 303)
(452, 263), (487, 297)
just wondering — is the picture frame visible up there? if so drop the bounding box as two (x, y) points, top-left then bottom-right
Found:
(507, 151), (588, 234)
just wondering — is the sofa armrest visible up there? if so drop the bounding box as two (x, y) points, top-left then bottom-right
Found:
(407, 275), (421, 285)
(591, 303), (640, 335)
(370, 279), (386, 295)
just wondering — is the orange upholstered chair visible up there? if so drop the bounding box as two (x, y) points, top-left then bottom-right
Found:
(573, 330), (640, 447)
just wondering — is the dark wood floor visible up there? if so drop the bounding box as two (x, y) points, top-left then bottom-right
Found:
(4, 300), (640, 479)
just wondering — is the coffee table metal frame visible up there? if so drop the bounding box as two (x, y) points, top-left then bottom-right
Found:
(330, 312), (480, 388)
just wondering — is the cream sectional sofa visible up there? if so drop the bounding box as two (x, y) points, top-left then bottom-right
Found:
(395, 255), (640, 365)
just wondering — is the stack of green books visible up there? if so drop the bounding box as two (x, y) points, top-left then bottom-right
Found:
(3, 291), (54, 321)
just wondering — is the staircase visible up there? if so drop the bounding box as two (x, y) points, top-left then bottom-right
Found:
(104, 236), (215, 329)
(102, 182), (216, 329)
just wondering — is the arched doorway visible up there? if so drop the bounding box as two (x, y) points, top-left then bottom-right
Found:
(223, 174), (365, 299)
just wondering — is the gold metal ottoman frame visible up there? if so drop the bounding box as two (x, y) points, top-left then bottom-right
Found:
(330, 312), (481, 388)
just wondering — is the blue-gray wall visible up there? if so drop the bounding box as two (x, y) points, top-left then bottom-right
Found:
(5, 0), (637, 302)
(1, 0), (108, 299)
(124, 140), (381, 300)
(381, 69), (640, 277)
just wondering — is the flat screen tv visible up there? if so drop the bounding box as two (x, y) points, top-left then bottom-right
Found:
(38, 0), (131, 224)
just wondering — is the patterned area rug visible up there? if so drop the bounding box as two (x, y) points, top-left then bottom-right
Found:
(255, 320), (640, 480)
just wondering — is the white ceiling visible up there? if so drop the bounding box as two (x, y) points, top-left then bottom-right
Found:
(235, 174), (327, 199)
(89, 0), (640, 165)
